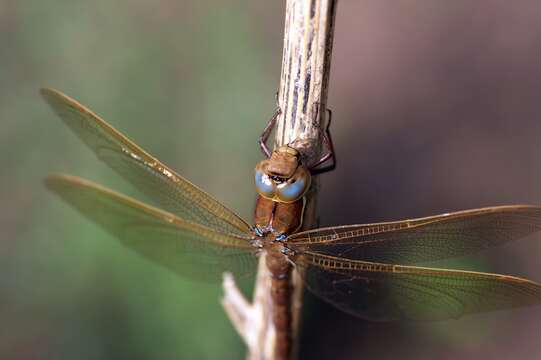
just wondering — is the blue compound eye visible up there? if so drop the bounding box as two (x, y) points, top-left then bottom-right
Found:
(255, 169), (275, 198)
(276, 168), (311, 202)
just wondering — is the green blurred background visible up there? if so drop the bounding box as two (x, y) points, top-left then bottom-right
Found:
(3, 1), (541, 359)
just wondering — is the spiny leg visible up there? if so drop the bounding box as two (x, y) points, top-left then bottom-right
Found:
(259, 107), (281, 158)
(309, 108), (337, 175)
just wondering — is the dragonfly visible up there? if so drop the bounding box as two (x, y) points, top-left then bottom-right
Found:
(42, 88), (541, 360)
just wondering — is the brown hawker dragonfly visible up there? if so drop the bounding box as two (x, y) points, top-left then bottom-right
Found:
(42, 88), (541, 327)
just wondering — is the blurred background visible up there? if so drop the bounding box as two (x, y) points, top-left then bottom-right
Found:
(2, 0), (541, 359)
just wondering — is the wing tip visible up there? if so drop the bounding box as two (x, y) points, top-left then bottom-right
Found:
(43, 174), (91, 193)
(39, 87), (82, 112)
(39, 87), (63, 102)
(39, 86), (54, 95)
(44, 173), (69, 192)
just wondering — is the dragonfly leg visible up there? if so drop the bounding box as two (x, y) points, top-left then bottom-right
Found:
(280, 244), (295, 256)
(275, 233), (288, 242)
(309, 108), (337, 175)
(253, 225), (265, 237)
(259, 106), (281, 158)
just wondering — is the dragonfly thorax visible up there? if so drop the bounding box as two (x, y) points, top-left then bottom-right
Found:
(254, 146), (311, 203)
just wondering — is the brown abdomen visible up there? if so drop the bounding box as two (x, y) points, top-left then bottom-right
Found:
(266, 248), (293, 360)
(254, 195), (305, 360)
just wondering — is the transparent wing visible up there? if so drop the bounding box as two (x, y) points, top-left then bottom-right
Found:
(45, 174), (256, 281)
(288, 206), (541, 264)
(294, 252), (541, 321)
(40, 88), (251, 237)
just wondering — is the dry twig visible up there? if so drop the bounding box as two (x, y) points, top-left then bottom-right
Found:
(222, 1), (338, 358)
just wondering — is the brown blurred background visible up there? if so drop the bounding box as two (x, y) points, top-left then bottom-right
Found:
(2, 0), (541, 359)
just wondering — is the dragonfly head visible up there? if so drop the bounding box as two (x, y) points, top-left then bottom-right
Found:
(255, 146), (311, 203)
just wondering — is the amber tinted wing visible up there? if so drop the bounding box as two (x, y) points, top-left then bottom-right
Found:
(40, 88), (251, 237)
(288, 206), (541, 264)
(45, 174), (256, 281)
(294, 252), (541, 321)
